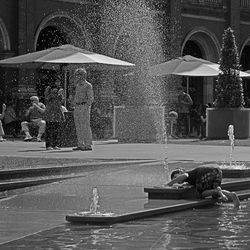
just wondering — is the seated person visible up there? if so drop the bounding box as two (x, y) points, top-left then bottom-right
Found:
(3, 101), (21, 138)
(0, 103), (6, 141)
(164, 165), (240, 208)
(21, 96), (46, 142)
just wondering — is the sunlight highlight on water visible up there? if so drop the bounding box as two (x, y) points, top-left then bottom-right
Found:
(3, 201), (250, 249)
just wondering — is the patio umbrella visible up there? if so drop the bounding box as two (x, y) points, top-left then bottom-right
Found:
(148, 55), (250, 93)
(0, 44), (135, 105)
(0, 44), (135, 69)
(148, 55), (250, 135)
(148, 55), (250, 78)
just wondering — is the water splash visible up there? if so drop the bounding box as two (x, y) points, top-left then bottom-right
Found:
(228, 124), (234, 167)
(89, 187), (100, 214)
(163, 129), (170, 182)
(77, 187), (114, 217)
(220, 125), (246, 169)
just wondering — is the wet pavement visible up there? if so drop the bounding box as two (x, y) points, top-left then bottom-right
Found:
(1, 139), (250, 247)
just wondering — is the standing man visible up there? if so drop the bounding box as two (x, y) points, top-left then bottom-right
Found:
(73, 67), (94, 151)
(177, 86), (193, 137)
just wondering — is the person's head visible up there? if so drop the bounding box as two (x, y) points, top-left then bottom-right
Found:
(74, 67), (87, 81)
(55, 79), (61, 88)
(30, 96), (39, 104)
(170, 168), (185, 180)
(177, 86), (184, 93)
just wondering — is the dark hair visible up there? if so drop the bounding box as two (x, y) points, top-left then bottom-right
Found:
(74, 67), (87, 78)
(170, 168), (185, 180)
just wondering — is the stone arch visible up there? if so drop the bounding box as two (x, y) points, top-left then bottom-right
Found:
(34, 11), (93, 51)
(181, 27), (221, 104)
(239, 38), (250, 58)
(239, 37), (250, 104)
(0, 17), (11, 51)
(181, 27), (220, 62)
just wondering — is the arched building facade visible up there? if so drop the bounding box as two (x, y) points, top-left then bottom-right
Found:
(1, 0), (250, 138)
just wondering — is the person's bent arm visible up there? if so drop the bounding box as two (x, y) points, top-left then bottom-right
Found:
(0, 104), (6, 119)
(164, 173), (188, 186)
(34, 103), (46, 113)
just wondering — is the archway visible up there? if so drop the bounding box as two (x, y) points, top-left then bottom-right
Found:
(34, 13), (92, 105)
(182, 40), (203, 106)
(181, 29), (220, 137)
(182, 29), (220, 103)
(240, 42), (250, 107)
(36, 25), (69, 102)
(0, 18), (12, 107)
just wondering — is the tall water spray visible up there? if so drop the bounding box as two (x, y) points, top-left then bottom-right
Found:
(227, 124), (234, 167)
(89, 187), (100, 214)
(221, 124), (246, 169)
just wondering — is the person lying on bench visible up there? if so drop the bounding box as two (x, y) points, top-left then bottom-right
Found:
(164, 166), (240, 208)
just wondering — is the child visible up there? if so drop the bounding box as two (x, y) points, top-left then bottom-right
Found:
(164, 165), (240, 208)
(0, 103), (6, 141)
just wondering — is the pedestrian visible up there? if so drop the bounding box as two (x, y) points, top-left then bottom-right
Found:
(0, 103), (6, 141)
(73, 67), (94, 151)
(43, 79), (65, 150)
(164, 165), (240, 208)
(21, 96), (46, 141)
(198, 104), (209, 140)
(176, 86), (193, 137)
(3, 101), (21, 138)
(168, 110), (178, 138)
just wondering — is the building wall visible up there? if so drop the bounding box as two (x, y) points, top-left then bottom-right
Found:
(1, 0), (250, 137)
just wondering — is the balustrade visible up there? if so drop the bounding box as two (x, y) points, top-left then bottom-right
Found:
(241, 0), (250, 8)
(181, 0), (223, 5)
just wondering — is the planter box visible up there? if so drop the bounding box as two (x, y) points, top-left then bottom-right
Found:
(207, 108), (250, 139)
(113, 105), (165, 143)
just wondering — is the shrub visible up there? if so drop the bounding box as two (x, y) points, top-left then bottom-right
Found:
(215, 27), (245, 108)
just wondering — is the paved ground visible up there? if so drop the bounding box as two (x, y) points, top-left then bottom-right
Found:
(1, 138), (250, 168)
(1, 138), (250, 248)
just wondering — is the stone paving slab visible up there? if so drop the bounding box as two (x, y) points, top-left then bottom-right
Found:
(1, 139), (250, 169)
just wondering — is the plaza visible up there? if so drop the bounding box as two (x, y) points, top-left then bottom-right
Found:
(1, 138), (250, 248)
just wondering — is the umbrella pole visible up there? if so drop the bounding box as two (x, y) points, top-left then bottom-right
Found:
(60, 64), (67, 108)
(187, 77), (190, 135)
(64, 70), (67, 107)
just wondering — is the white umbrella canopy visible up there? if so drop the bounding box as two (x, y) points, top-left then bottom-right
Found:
(148, 55), (250, 78)
(0, 44), (135, 70)
(0, 44), (135, 107)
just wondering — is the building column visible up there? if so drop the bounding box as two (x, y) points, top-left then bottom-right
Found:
(18, 0), (27, 54)
(228, 0), (240, 44)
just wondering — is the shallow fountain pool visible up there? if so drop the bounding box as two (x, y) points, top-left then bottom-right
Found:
(2, 200), (250, 249)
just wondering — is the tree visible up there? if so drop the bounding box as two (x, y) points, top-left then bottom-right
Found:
(215, 27), (245, 108)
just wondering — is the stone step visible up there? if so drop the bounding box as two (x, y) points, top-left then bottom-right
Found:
(144, 179), (250, 199)
(65, 191), (250, 225)
(0, 159), (157, 180)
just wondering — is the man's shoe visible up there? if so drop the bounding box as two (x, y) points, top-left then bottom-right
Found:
(83, 147), (92, 151)
(24, 135), (33, 141)
(72, 146), (84, 151)
(53, 146), (61, 150)
(46, 146), (53, 150)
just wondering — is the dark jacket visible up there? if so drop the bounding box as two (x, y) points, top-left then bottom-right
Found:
(43, 86), (65, 123)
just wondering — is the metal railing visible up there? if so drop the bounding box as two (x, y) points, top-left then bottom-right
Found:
(181, 0), (223, 5)
(241, 0), (250, 8)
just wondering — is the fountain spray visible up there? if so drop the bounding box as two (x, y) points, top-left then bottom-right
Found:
(227, 124), (234, 167)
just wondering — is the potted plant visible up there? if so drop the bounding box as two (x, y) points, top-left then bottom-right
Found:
(207, 27), (250, 139)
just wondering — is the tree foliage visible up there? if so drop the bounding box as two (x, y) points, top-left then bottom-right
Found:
(215, 27), (245, 108)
